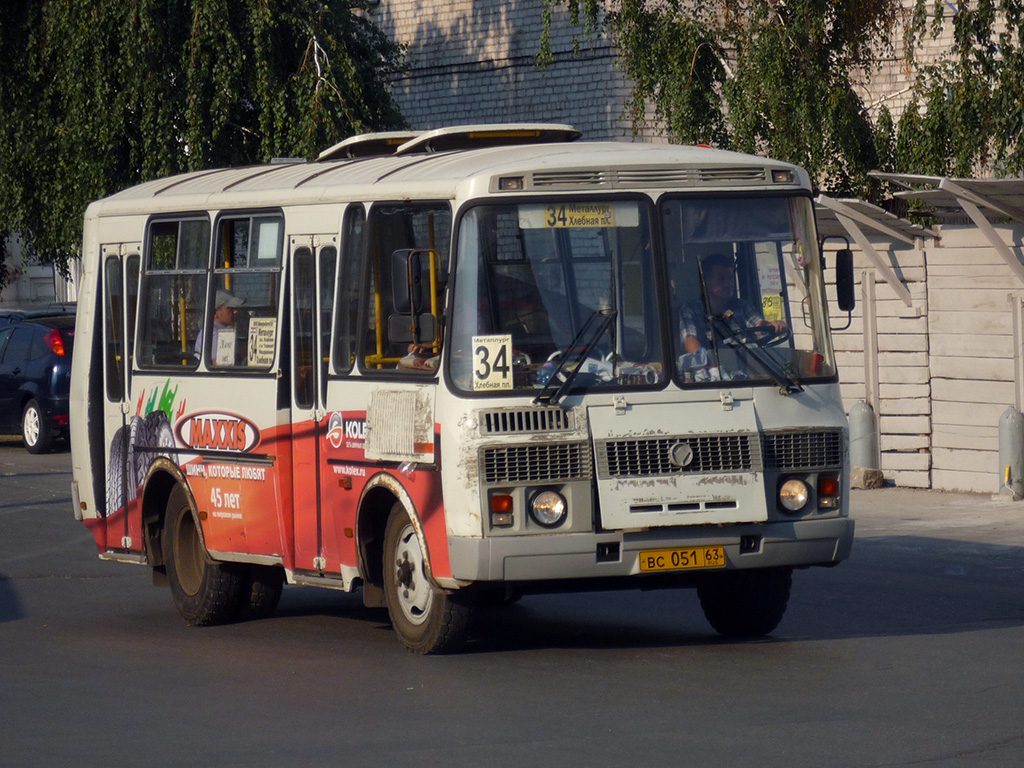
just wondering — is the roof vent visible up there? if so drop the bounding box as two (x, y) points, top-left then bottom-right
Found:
(317, 131), (421, 161)
(395, 124), (581, 155)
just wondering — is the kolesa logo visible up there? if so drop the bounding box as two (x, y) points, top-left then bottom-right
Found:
(176, 411), (261, 452)
(325, 412), (367, 449)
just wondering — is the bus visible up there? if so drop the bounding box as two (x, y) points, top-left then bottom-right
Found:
(70, 124), (855, 653)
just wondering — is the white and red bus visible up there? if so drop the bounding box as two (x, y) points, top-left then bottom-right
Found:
(70, 125), (855, 653)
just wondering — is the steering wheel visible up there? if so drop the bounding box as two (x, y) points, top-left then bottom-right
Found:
(724, 324), (791, 348)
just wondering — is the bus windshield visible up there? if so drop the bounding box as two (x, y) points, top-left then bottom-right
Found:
(449, 194), (836, 395)
(663, 195), (836, 387)
(449, 199), (664, 394)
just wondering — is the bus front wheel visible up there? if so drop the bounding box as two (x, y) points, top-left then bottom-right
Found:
(697, 567), (792, 637)
(383, 504), (471, 654)
(163, 485), (243, 626)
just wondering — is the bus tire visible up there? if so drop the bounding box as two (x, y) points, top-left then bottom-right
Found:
(697, 567), (792, 638)
(22, 400), (52, 454)
(383, 503), (471, 654)
(163, 485), (243, 626)
(237, 565), (285, 621)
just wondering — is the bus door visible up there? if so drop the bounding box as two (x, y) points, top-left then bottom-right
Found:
(289, 235), (338, 574)
(100, 243), (141, 551)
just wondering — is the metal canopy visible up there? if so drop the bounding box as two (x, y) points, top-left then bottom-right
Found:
(870, 172), (1024, 285)
(871, 172), (1024, 223)
(815, 196), (934, 244)
(815, 195), (936, 307)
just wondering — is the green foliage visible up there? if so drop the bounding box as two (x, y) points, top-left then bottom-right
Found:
(0, 0), (405, 285)
(903, 0), (1024, 177)
(541, 1), (899, 196)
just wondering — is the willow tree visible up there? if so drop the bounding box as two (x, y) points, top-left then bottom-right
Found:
(540, 1), (900, 195)
(893, 0), (1024, 178)
(0, 0), (404, 287)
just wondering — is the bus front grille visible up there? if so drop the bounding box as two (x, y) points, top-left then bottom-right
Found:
(480, 407), (573, 435)
(482, 442), (592, 484)
(596, 434), (759, 478)
(762, 430), (844, 470)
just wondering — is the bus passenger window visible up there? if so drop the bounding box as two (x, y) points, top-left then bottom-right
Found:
(333, 206), (365, 374)
(361, 203), (451, 373)
(207, 214), (284, 370)
(137, 218), (210, 370)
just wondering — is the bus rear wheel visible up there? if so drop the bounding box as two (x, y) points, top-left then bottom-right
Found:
(163, 485), (243, 626)
(237, 565), (285, 621)
(697, 567), (792, 637)
(383, 504), (472, 654)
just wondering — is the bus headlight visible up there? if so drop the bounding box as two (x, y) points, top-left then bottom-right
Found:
(779, 479), (810, 512)
(530, 491), (567, 527)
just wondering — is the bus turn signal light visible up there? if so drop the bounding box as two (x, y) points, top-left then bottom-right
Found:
(818, 475), (840, 509)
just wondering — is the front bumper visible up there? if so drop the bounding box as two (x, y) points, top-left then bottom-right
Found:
(447, 517), (854, 583)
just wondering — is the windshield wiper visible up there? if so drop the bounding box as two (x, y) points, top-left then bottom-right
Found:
(534, 308), (617, 405)
(711, 314), (803, 395)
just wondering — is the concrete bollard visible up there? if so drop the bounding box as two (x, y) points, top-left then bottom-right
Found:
(998, 406), (1024, 500)
(849, 401), (883, 489)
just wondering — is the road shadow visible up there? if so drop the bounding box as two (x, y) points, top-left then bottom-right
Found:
(0, 573), (25, 622)
(263, 533), (1024, 654)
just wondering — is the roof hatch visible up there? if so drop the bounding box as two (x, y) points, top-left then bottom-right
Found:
(394, 123), (581, 155)
(317, 131), (422, 161)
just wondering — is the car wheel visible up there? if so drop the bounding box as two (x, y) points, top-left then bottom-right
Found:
(22, 400), (53, 454)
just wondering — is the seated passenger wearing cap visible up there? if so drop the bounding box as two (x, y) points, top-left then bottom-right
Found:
(195, 289), (245, 364)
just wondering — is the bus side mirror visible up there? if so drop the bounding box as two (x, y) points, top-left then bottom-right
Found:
(835, 248), (855, 312)
(392, 249), (426, 314)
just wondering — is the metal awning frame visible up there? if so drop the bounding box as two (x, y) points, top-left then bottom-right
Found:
(870, 172), (1024, 286)
(815, 194), (927, 307)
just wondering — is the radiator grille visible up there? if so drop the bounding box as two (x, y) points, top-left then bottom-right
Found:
(597, 434), (758, 478)
(482, 442), (591, 484)
(481, 408), (572, 435)
(762, 430), (843, 470)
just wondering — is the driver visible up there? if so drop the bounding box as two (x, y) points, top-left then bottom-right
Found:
(680, 252), (787, 360)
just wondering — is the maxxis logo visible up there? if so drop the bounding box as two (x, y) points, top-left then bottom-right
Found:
(176, 411), (261, 452)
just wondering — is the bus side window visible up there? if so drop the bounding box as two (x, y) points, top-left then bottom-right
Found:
(209, 214), (284, 369)
(333, 205), (365, 374)
(137, 219), (210, 370)
(361, 203), (451, 372)
(103, 257), (124, 399)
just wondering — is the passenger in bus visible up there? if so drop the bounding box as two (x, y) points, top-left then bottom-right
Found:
(194, 289), (245, 363)
(679, 253), (787, 376)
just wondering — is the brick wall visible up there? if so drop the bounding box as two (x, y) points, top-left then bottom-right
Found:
(373, 0), (634, 140)
(375, 0), (964, 141)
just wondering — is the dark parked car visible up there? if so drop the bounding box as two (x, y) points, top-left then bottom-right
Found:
(0, 314), (75, 453)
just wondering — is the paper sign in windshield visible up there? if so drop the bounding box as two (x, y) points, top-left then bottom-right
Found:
(247, 317), (276, 367)
(472, 334), (514, 391)
(518, 202), (639, 229)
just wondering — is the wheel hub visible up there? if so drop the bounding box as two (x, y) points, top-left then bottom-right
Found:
(392, 525), (432, 625)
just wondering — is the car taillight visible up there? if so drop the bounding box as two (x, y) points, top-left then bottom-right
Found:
(44, 329), (66, 357)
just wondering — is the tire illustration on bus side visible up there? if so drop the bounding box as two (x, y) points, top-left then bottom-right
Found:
(22, 399), (52, 454)
(696, 567), (793, 637)
(163, 484), (243, 626)
(383, 503), (472, 654)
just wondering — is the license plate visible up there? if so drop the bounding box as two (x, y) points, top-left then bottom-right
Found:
(638, 545), (726, 573)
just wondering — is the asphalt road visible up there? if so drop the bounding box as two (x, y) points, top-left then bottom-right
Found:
(3, 439), (1024, 767)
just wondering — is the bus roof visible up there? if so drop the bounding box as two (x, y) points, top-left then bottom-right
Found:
(86, 128), (809, 218)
